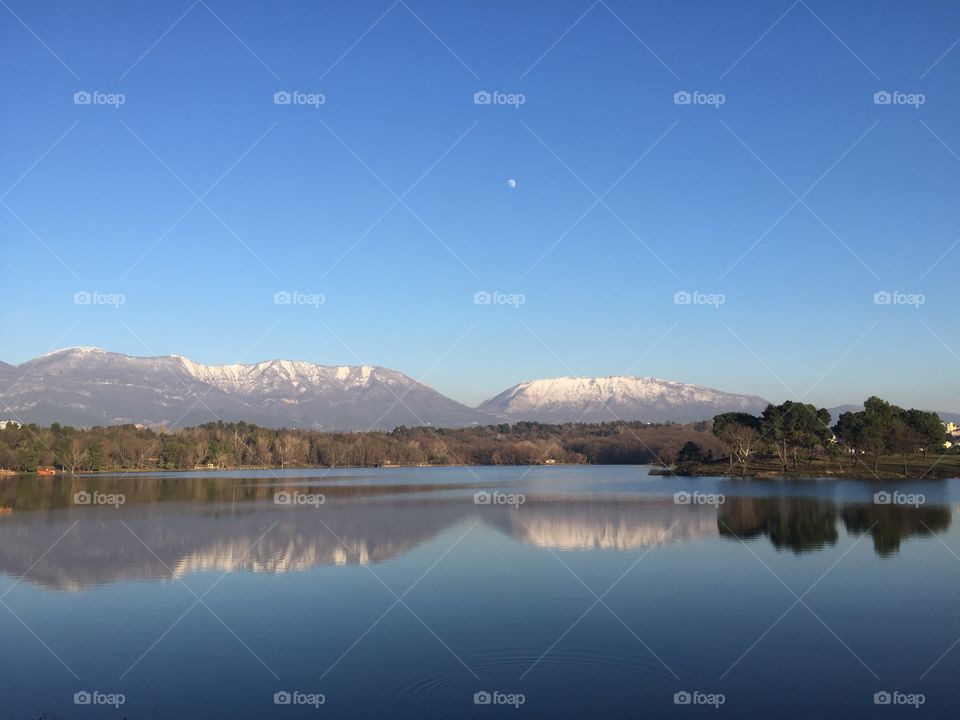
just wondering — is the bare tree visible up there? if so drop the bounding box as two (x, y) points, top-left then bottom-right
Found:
(720, 424), (760, 476)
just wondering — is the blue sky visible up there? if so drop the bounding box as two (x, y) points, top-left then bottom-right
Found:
(2, 0), (959, 409)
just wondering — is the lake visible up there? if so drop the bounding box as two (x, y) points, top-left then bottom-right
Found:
(1, 465), (958, 718)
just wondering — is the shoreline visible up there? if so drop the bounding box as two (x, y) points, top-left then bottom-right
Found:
(651, 455), (960, 481)
(0, 461), (561, 477)
(2, 458), (958, 481)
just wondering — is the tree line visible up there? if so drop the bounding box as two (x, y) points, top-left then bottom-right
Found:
(0, 420), (728, 473)
(1, 397), (946, 475)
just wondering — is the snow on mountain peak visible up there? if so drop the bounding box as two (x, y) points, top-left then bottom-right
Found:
(174, 356), (394, 394)
(479, 375), (769, 423)
(505, 375), (721, 403)
(4, 348), (482, 430)
(40, 346), (106, 359)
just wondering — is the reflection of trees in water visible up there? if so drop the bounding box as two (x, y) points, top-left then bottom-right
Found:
(718, 497), (839, 553)
(842, 504), (951, 557)
(719, 496), (952, 556)
(0, 475), (472, 511)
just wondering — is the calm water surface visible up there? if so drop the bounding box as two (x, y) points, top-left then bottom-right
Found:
(1, 465), (958, 718)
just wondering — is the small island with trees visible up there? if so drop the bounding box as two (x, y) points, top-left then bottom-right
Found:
(664, 396), (958, 479)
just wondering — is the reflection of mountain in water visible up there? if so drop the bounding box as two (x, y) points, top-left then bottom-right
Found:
(0, 500), (469, 592)
(0, 489), (953, 592)
(499, 500), (717, 550)
(0, 497), (719, 592)
(719, 497), (951, 556)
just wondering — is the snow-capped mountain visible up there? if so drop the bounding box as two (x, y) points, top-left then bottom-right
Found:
(477, 376), (769, 424)
(0, 349), (773, 429)
(0, 348), (485, 430)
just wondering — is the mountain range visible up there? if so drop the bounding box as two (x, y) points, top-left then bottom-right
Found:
(0, 348), (953, 430)
(0, 348), (479, 430)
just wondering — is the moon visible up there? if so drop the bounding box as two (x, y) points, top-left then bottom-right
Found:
(507, 178), (517, 188)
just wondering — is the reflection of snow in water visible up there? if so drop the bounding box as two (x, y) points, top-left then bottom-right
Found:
(509, 505), (717, 550)
(0, 488), (952, 591)
(0, 497), (719, 590)
(0, 501), (462, 591)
